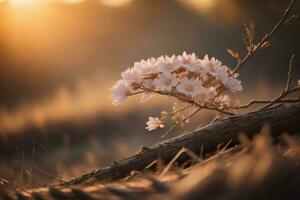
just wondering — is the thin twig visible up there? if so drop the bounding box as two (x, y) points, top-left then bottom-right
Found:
(285, 55), (295, 92)
(260, 55), (296, 110)
(202, 104), (235, 115)
(230, 98), (300, 109)
(209, 0), (296, 108)
(130, 91), (145, 96)
(232, 0), (296, 74)
(161, 108), (201, 138)
(229, 55), (299, 110)
(35, 168), (67, 184)
(168, 104), (193, 116)
(209, 114), (221, 125)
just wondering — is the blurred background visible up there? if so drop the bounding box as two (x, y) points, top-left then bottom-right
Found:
(0, 0), (299, 186)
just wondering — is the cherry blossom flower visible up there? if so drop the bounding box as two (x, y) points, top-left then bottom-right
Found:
(178, 52), (202, 72)
(177, 77), (205, 97)
(146, 117), (164, 131)
(195, 87), (217, 103)
(214, 65), (229, 83)
(134, 58), (158, 76)
(201, 55), (223, 77)
(111, 80), (132, 105)
(153, 73), (179, 92)
(157, 55), (182, 74)
(121, 67), (142, 85)
(221, 76), (243, 93)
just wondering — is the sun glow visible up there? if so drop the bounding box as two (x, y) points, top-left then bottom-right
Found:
(98, 0), (132, 7)
(2, 0), (133, 6)
(9, 0), (41, 6)
(54, 0), (85, 4)
(177, 0), (240, 24)
(178, 0), (217, 12)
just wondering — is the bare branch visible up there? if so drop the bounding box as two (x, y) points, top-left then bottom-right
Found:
(230, 98), (300, 109)
(202, 104), (235, 116)
(260, 55), (297, 110)
(228, 55), (298, 110)
(168, 104), (193, 116)
(285, 54), (295, 92)
(232, 0), (296, 74)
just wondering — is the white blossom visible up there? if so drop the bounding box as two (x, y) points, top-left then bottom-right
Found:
(112, 52), (243, 119)
(214, 65), (229, 83)
(157, 55), (182, 74)
(121, 67), (142, 85)
(178, 52), (202, 72)
(112, 51), (245, 133)
(111, 80), (132, 105)
(201, 55), (223, 77)
(177, 77), (205, 97)
(146, 117), (164, 131)
(195, 87), (217, 103)
(221, 76), (243, 93)
(134, 58), (158, 76)
(153, 72), (179, 92)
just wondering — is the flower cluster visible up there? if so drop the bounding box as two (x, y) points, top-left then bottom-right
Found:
(111, 52), (243, 131)
(146, 117), (164, 131)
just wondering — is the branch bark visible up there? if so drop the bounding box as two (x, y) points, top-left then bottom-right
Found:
(64, 102), (300, 185)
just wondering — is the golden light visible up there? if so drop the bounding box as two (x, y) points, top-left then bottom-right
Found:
(98, 0), (132, 7)
(53, 0), (85, 4)
(177, 0), (240, 24)
(0, 0), (135, 6)
(177, 0), (218, 13)
(9, 0), (41, 6)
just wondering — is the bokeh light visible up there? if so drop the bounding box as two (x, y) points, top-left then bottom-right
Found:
(178, 0), (217, 11)
(98, 0), (132, 7)
(2, 0), (134, 7)
(9, 0), (41, 6)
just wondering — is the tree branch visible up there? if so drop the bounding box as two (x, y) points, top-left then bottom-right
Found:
(63, 102), (300, 185)
(230, 98), (300, 109)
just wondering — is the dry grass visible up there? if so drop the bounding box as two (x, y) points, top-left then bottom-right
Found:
(2, 127), (300, 199)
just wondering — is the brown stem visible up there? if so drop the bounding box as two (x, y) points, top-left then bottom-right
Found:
(230, 98), (300, 109)
(232, 0), (296, 74)
(260, 55), (296, 110)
